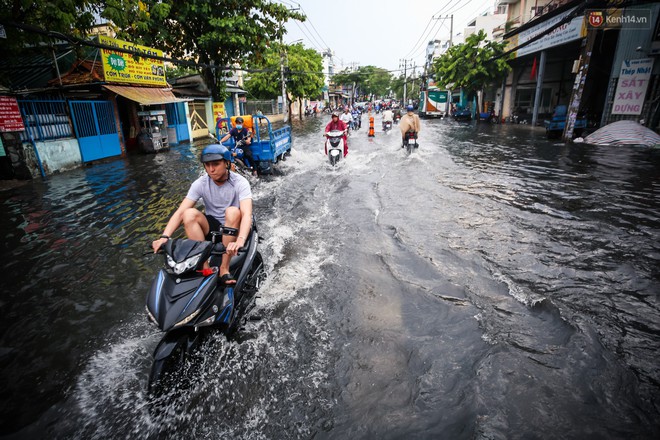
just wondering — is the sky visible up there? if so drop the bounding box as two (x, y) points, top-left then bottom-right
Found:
(280, 0), (498, 75)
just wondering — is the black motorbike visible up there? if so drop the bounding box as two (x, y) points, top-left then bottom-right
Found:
(403, 130), (418, 154)
(145, 223), (265, 393)
(382, 120), (392, 133)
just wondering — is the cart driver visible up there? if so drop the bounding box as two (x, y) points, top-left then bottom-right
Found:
(220, 117), (257, 176)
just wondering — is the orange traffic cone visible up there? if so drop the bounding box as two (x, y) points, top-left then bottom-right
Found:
(368, 116), (375, 137)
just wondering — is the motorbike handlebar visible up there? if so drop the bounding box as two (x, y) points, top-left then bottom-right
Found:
(211, 244), (248, 255)
(145, 243), (248, 256)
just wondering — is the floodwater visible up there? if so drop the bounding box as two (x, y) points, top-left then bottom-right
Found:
(1, 115), (659, 439)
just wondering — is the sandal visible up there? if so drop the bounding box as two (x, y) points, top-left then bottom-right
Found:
(219, 273), (236, 285)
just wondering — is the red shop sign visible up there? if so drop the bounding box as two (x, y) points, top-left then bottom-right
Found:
(0, 96), (25, 132)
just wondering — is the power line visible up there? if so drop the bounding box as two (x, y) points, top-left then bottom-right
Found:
(410, 19), (449, 59)
(444, 0), (478, 17)
(299, 6), (330, 49)
(403, 17), (434, 58)
(432, 0), (462, 17)
(293, 20), (324, 51)
(405, 17), (444, 60)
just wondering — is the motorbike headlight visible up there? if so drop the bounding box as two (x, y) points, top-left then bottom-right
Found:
(166, 254), (202, 275)
(173, 309), (201, 329)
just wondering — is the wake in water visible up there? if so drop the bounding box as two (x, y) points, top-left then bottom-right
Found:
(59, 130), (352, 439)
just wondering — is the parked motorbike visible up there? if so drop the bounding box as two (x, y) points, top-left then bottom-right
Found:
(325, 130), (346, 166)
(402, 130), (418, 154)
(145, 224), (265, 394)
(382, 120), (392, 133)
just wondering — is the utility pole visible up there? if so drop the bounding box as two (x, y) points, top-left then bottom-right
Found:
(280, 42), (288, 122)
(449, 15), (454, 47)
(279, 6), (300, 123)
(400, 58), (412, 104)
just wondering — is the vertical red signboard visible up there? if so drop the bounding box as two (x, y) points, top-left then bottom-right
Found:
(0, 96), (25, 132)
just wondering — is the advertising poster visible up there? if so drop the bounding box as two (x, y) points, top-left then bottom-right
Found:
(99, 35), (167, 87)
(612, 58), (654, 115)
(0, 96), (25, 132)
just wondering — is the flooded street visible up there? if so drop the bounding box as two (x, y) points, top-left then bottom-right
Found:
(1, 115), (659, 439)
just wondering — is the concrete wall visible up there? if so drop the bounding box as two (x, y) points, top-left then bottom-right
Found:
(23, 138), (82, 177)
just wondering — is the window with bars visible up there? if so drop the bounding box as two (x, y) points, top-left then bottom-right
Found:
(18, 99), (73, 142)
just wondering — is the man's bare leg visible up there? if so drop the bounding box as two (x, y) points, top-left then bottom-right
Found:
(220, 206), (241, 283)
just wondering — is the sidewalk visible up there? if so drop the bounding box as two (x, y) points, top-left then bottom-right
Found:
(0, 179), (30, 192)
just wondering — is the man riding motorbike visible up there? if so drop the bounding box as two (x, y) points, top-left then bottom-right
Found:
(399, 105), (421, 147)
(340, 108), (352, 133)
(325, 111), (348, 157)
(351, 108), (362, 129)
(382, 108), (394, 131)
(220, 116), (257, 176)
(151, 144), (253, 285)
(393, 108), (402, 124)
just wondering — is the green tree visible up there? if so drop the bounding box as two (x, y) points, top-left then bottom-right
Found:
(286, 43), (324, 119)
(332, 65), (392, 101)
(243, 49), (281, 99)
(391, 74), (421, 101)
(102, 0), (304, 101)
(244, 43), (324, 120)
(433, 30), (511, 118)
(0, 0), (99, 55)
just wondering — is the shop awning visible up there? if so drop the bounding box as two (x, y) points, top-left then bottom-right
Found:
(103, 84), (189, 105)
(226, 85), (247, 94)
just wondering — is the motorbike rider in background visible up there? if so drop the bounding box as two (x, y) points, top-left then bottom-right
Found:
(351, 107), (362, 129)
(399, 105), (421, 147)
(340, 108), (353, 133)
(220, 116), (257, 176)
(393, 107), (402, 124)
(382, 108), (394, 130)
(151, 144), (253, 285)
(325, 111), (349, 157)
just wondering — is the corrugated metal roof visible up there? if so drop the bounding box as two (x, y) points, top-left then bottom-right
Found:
(0, 47), (76, 91)
(103, 84), (189, 105)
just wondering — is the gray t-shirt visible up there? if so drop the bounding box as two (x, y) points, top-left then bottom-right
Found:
(185, 172), (252, 224)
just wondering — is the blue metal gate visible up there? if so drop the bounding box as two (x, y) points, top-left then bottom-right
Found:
(69, 100), (121, 162)
(166, 102), (190, 145)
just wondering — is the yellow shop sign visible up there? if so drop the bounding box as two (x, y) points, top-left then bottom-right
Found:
(99, 35), (167, 86)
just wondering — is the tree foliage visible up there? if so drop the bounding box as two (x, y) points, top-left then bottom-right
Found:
(391, 74), (420, 101)
(0, 0), (99, 55)
(101, 0), (304, 100)
(432, 30), (511, 93)
(244, 43), (324, 117)
(243, 48), (281, 99)
(332, 65), (392, 99)
(1, 0), (304, 100)
(285, 44), (324, 101)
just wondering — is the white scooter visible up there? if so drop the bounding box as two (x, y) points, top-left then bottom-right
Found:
(325, 130), (346, 166)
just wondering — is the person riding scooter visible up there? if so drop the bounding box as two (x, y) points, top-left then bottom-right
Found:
(325, 112), (348, 157)
(399, 105), (421, 147)
(382, 108), (394, 131)
(151, 144), (253, 285)
(351, 108), (361, 130)
(220, 117), (257, 176)
(340, 108), (352, 134)
(393, 108), (402, 124)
